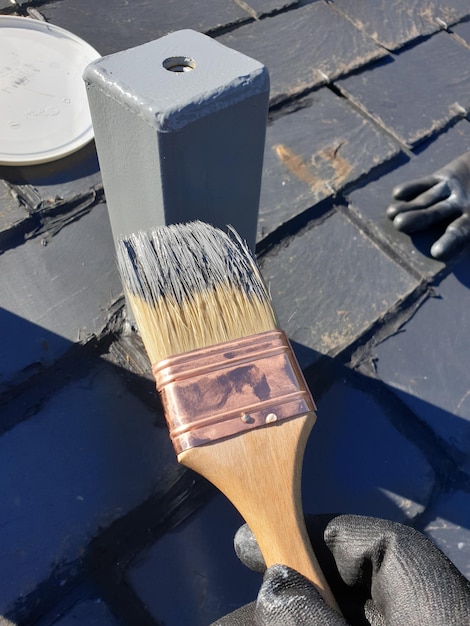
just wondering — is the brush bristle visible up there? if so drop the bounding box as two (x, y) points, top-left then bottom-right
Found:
(117, 221), (278, 363)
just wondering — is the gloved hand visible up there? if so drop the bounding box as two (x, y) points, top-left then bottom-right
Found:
(386, 151), (470, 259)
(212, 514), (470, 625)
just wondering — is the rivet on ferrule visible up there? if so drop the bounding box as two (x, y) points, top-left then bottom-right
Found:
(152, 329), (317, 455)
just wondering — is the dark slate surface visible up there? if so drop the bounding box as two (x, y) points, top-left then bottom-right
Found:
(0, 203), (121, 388)
(424, 489), (470, 580)
(218, 2), (388, 105)
(3, 4), (470, 624)
(1, 142), (102, 214)
(259, 211), (417, 366)
(452, 17), (470, 45)
(374, 253), (470, 459)
(128, 494), (261, 626)
(39, 0), (251, 56)
(328, 0), (441, 51)
(336, 32), (470, 148)
(0, 179), (28, 244)
(13, 0), (48, 5)
(258, 88), (401, 240)
(53, 599), (119, 626)
(245, 0), (298, 17)
(436, 2), (470, 26)
(0, 310), (72, 395)
(346, 120), (470, 276)
(0, 1), (14, 12)
(0, 360), (176, 614)
(302, 377), (434, 521)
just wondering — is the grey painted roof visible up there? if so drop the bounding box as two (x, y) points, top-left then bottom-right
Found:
(1, 1), (470, 624)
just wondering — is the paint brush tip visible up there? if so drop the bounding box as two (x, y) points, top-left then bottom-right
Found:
(117, 221), (278, 363)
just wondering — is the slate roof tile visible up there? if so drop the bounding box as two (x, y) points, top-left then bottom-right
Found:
(218, 2), (389, 106)
(12, 0), (47, 5)
(336, 32), (470, 148)
(0, 203), (121, 388)
(258, 87), (402, 240)
(425, 489), (470, 580)
(0, 360), (175, 614)
(373, 255), (470, 459)
(244, 0), (299, 18)
(0, 179), (29, 246)
(329, 0), (470, 49)
(0, 310), (72, 398)
(436, 2), (470, 27)
(53, 599), (120, 626)
(302, 377), (435, 521)
(128, 494), (261, 626)
(3, 143), (102, 214)
(328, 0), (443, 51)
(452, 18), (470, 46)
(39, 0), (251, 56)
(259, 211), (418, 367)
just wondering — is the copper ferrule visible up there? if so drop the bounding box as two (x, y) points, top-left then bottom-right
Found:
(152, 329), (316, 454)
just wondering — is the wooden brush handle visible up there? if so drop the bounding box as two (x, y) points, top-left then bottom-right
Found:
(178, 413), (340, 613)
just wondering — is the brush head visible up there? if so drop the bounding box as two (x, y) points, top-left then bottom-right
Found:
(117, 221), (278, 364)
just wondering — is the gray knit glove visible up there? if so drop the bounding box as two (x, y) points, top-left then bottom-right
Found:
(212, 514), (470, 625)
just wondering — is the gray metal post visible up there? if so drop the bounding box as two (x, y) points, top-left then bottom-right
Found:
(83, 29), (269, 251)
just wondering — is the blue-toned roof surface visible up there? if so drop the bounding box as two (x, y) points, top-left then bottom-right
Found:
(1, 1), (470, 624)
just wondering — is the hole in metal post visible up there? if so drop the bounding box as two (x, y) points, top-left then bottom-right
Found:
(163, 57), (197, 72)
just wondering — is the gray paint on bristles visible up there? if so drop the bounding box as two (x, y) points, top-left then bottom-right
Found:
(117, 222), (278, 362)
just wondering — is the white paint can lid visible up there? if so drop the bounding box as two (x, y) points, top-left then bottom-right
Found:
(0, 16), (100, 165)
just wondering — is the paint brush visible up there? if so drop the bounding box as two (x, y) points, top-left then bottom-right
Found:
(117, 220), (339, 611)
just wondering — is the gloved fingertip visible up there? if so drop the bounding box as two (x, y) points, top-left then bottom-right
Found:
(234, 524), (266, 573)
(260, 565), (321, 609)
(430, 232), (458, 259)
(430, 241), (446, 260)
(393, 212), (414, 232)
(391, 182), (408, 200)
(262, 564), (297, 591)
(386, 203), (400, 219)
(259, 566), (348, 626)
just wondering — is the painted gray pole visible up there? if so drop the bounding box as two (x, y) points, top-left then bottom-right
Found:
(83, 29), (269, 251)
